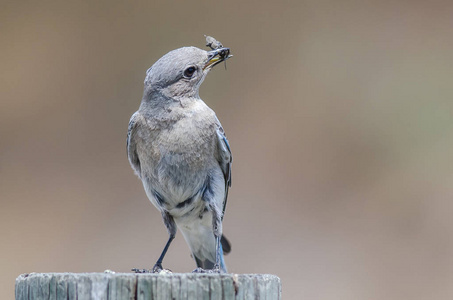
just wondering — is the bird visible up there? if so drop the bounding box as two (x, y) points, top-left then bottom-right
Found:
(127, 39), (232, 273)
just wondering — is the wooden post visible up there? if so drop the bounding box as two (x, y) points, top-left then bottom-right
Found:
(15, 273), (281, 300)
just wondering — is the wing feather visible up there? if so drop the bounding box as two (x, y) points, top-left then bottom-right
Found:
(216, 124), (232, 220)
(127, 111), (142, 177)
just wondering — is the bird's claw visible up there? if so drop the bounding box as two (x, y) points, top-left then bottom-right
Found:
(192, 267), (206, 273)
(132, 268), (151, 273)
(152, 263), (163, 273)
(192, 266), (222, 274)
(132, 263), (171, 274)
(211, 265), (222, 273)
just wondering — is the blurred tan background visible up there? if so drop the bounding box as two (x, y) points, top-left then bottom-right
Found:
(2, 0), (453, 299)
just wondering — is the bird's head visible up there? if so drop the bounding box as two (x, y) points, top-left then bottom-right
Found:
(143, 46), (231, 104)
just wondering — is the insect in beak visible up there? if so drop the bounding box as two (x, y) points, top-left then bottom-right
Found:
(203, 48), (233, 71)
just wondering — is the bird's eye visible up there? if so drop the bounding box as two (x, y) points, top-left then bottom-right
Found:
(184, 66), (196, 78)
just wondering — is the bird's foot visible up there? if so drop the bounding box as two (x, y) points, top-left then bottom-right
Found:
(192, 265), (222, 274)
(132, 264), (172, 274)
(132, 268), (151, 273)
(192, 267), (206, 273)
(152, 263), (163, 273)
(211, 264), (222, 273)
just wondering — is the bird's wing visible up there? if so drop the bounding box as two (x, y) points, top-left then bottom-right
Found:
(127, 111), (142, 178)
(216, 123), (232, 220)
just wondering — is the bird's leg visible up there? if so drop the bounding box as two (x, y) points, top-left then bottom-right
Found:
(133, 211), (176, 273)
(213, 234), (222, 271)
(211, 204), (223, 273)
(191, 204), (224, 274)
(132, 233), (173, 273)
(150, 211), (177, 272)
(132, 234), (174, 273)
(152, 233), (175, 273)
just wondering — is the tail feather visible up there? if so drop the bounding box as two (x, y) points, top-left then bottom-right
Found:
(221, 234), (231, 254)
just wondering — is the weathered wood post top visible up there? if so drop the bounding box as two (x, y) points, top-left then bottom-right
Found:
(16, 272), (281, 300)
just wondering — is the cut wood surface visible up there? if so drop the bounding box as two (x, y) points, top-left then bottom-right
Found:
(15, 272), (281, 300)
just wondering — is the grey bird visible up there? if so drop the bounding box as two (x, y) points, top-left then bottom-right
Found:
(127, 43), (232, 273)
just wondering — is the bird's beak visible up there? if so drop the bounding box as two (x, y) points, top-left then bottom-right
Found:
(203, 48), (233, 70)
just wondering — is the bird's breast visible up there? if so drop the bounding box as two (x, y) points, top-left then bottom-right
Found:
(137, 108), (218, 207)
